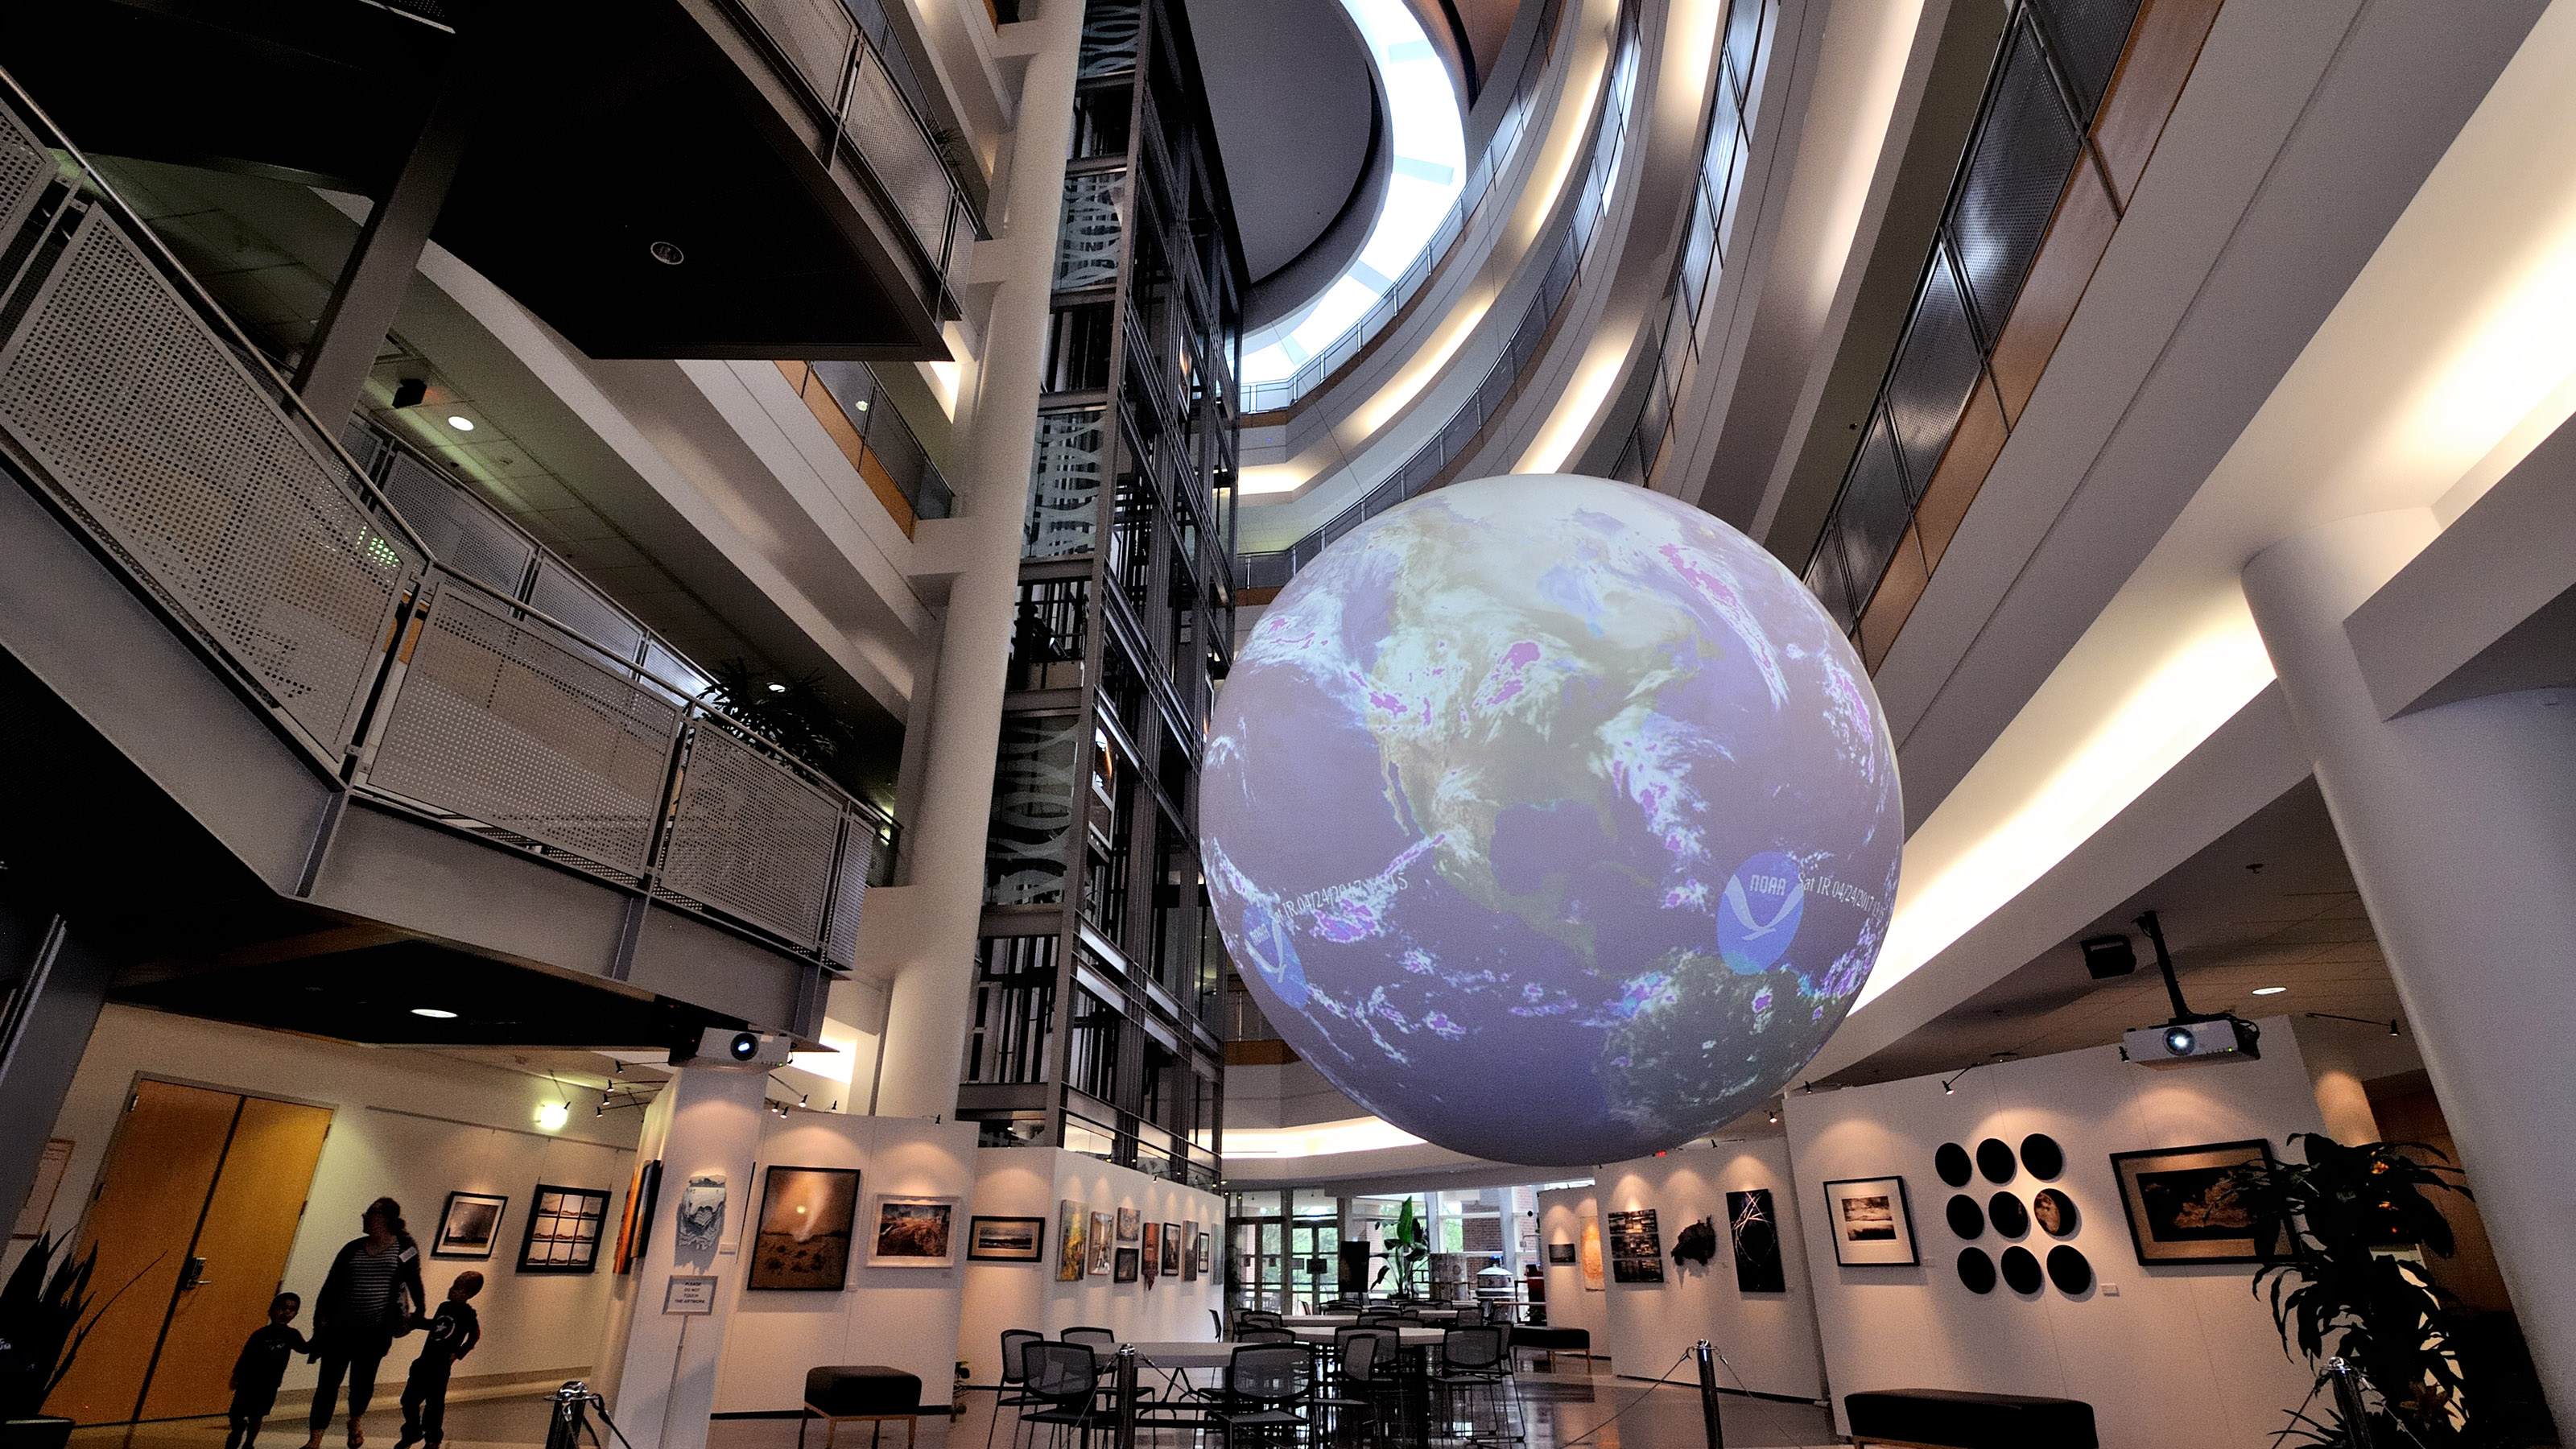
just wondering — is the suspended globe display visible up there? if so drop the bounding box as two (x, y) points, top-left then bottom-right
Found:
(1205, 476), (1901, 1166)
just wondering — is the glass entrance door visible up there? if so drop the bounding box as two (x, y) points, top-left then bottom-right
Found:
(1287, 1220), (1339, 1311)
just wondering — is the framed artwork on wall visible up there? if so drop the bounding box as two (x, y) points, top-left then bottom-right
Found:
(1606, 1208), (1663, 1283)
(1057, 1200), (1088, 1282)
(518, 1185), (610, 1274)
(434, 1192), (508, 1259)
(613, 1158), (661, 1274)
(1089, 1212), (1114, 1274)
(1578, 1215), (1604, 1290)
(1115, 1246), (1140, 1282)
(1141, 1221), (1161, 1282)
(968, 1216), (1046, 1262)
(1727, 1190), (1785, 1293)
(1195, 1231), (1211, 1276)
(1822, 1176), (1918, 1266)
(869, 1195), (960, 1267)
(2109, 1139), (2280, 1264)
(1180, 1220), (1199, 1281)
(1160, 1222), (1181, 1277)
(1545, 1242), (1577, 1265)
(1117, 1207), (1141, 1241)
(748, 1166), (861, 1290)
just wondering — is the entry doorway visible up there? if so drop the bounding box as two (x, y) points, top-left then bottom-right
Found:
(47, 1079), (333, 1425)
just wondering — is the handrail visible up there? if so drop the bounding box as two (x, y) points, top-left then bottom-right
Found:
(1236, 0), (1571, 414)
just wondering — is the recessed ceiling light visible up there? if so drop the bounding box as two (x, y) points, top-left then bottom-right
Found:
(767, 683), (786, 692)
(2250, 986), (2287, 997)
(446, 415), (475, 431)
(411, 1006), (460, 1018)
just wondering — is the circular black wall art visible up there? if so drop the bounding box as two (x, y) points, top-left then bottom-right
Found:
(1936, 1142), (1974, 1187)
(1946, 1195), (1985, 1239)
(2047, 1245), (2093, 1294)
(2000, 1245), (2043, 1294)
(1988, 1192), (2030, 1237)
(2033, 1188), (2080, 1237)
(2020, 1133), (2065, 1179)
(1977, 1137), (2017, 1183)
(1957, 1248), (1997, 1294)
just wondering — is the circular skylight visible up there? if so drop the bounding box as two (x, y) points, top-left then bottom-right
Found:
(1238, 0), (1468, 392)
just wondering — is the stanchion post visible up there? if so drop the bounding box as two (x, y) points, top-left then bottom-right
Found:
(1695, 1341), (1725, 1449)
(2324, 1357), (2371, 1449)
(1115, 1345), (1139, 1449)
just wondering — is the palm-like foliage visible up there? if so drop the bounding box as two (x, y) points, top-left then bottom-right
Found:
(2231, 1133), (2474, 1445)
(1373, 1199), (1430, 1298)
(0, 1234), (97, 1420)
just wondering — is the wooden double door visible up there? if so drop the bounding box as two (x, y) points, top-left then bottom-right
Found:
(47, 1080), (333, 1425)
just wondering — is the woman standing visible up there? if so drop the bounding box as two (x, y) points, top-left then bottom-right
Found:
(305, 1198), (424, 1449)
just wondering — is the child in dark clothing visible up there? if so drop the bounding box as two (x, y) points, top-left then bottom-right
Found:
(394, 1272), (482, 1449)
(229, 1293), (309, 1449)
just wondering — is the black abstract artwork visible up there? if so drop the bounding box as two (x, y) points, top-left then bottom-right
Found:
(1945, 1195), (1984, 1240)
(1977, 1138), (2017, 1183)
(1957, 1247), (1996, 1294)
(2020, 1133), (2065, 1179)
(1988, 1192), (2029, 1237)
(1934, 1142), (1973, 1187)
(1672, 1217), (1719, 1269)
(2000, 1245), (2043, 1294)
(1726, 1191), (1785, 1294)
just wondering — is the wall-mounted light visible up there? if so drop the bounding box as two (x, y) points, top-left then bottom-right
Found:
(536, 1100), (570, 1132)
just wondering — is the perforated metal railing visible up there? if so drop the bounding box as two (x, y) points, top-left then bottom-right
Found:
(0, 74), (884, 971)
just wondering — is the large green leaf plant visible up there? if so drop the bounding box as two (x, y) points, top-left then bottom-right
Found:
(0, 1235), (97, 1422)
(1373, 1199), (1430, 1298)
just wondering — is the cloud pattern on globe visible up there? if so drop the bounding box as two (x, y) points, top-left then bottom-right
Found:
(1205, 476), (1901, 1166)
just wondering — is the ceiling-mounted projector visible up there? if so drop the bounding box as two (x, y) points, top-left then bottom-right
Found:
(671, 1026), (793, 1069)
(2114, 910), (2260, 1070)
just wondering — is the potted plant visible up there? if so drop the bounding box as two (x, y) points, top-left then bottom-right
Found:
(2231, 1133), (2478, 1446)
(1373, 1199), (1429, 1299)
(0, 1233), (97, 1449)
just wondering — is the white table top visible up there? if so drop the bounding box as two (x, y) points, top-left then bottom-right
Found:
(1278, 1312), (1461, 1327)
(1086, 1327), (1445, 1368)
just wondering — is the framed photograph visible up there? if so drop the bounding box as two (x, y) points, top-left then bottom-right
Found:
(434, 1192), (508, 1260)
(1057, 1200), (1088, 1282)
(1195, 1232), (1212, 1275)
(1727, 1190), (1785, 1294)
(1117, 1207), (1141, 1242)
(1114, 1245), (1140, 1282)
(1822, 1177), (1918, 1266)
(2109, 1139), (2281, 1265)
(747, 1166), (861, 1290)
(1546, 1242), (1578, 1265)
(518, 1185), (610, 1274)
(969, 1216), (1047, 1262)
(675, 1174), (725, 1255)
(1180, 1220), (1199, 1281)
(1579, 1216), (1604, 1291)
(1141, 1221), (1161, 1282)
(1161, 1222), (1182, 1277)
(869, 1195), (960, 1267)
(1088, 1212), (1114, 1275)
(614, 1158), (662, 1274)
(1607, 1208), (1664, 1283)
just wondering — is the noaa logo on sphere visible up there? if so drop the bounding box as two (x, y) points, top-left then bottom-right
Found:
(1718, 852), (1803, 974)
(1240, 902), (1310, 1008)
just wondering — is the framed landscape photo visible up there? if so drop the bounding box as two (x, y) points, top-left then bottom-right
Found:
(1089, 1212), (1115, 1274)
(968, 1216), (1046, 1263)
(1546, 1242), (1578, 1265)
(518, 1185), (610, 1274)
(1057, 1200), (1088, 1282)
(1822, 1176), (1918, 1266)
(869, 1195), (960, 1267)
(1195, 1231), (1212, 1276)
(434, 1191), (508, 1259)
(2109, 1139), (2280, 1265)
(748, 1166), (860, 1290)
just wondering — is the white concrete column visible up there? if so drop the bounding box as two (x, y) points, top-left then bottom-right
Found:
(870, 1), (1086, 1120)
(589, 1065), (768, 1449)
(2244, 510), (2576, 1430)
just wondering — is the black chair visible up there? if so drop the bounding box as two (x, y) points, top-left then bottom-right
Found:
(1330, 1326), (1392, 1380)
(987, 1331), (1046, 1449)
(1235, 1326), (1296, 1344)
(1211, 1308), (1227, 1339)
(1315, 1329), (1390, 1443)
(1061, 1326), (1117, 1350)
(1356, 1309), (1404, 1329)
(1022, 1343), (1117, 1449)
(1212, 1343), (1314, 1447)
(1434, 1326), (1517, 1444)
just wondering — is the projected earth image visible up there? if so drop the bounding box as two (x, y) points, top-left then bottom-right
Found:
(1204, 475), (1902, 1166)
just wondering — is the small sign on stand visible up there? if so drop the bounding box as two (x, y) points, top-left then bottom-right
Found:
(663, 1274), (719, 1315)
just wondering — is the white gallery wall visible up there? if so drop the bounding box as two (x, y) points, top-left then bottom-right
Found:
(1592, 1139), (1823, 1400)
(954, 1149), (1225, 1385)
(26, 1005), (640, 1398)
(1534, 1186), (1607, 1345)
(1783, 1014), (2334, 1447)
(710, 1114), (980, 1411)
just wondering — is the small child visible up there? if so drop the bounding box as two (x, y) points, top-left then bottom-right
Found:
(394, 1272), (482, 1449)
(227, 1293), (308, 1449)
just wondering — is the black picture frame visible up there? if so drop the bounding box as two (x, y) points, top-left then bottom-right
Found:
(433, 1191), (508, 1260)
(967, 1216), (1048, 1262)
(518, 1184), (610, 1274)
(2107, 1139), (2280, 1265)
(746, 1165), (861, 1290)
(1821, 1176), (1918, 1266)
(1114, 1245), (1140, 1282)
(1545, 1242), (1578, 1265)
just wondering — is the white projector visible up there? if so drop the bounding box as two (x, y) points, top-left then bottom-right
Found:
(674, 1026), (794, 1069)
(2122, 1016), (2260, 1068)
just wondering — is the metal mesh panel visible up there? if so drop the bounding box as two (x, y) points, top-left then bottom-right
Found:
(0, 101), (51, 250)
(844, 47), (952, 254)
(820, 815), (873, 967)
(367, 579), (681, 875)
(660, 724), (842, 945)
(0, 212), (417, 755)
(1950, 19), (2081, 339)
(738, 0), (857, 101)
(1832, 411), (1912, 603)
(2034, 0), (2147, 124)
(376, 447), (536, 597)
(527, 559), (646, 664)
(1882, 246), (1985, 500)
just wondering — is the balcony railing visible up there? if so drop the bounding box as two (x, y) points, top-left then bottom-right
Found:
(0, 73), (887, 970)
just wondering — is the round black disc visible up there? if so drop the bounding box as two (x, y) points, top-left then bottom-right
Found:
(2047, 1245), (2093, 1294)
(1988, 1191), (2029, 1236)
(2020, 1133), (2065, 1179)
(1977, 1137), (2017, 1183)
(1935, 1141), (1974, 1187)
(2000, 1245), (2043, 1294)
(1957, 1248), (1996, 1294)
(1946, 1195), (1985, 1239)
(2033, 1188), (2080, 1237)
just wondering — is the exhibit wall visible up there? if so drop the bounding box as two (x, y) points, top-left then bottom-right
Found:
(23, 1005), (640, 1402)
(1594, 1139), (1823, 1400)
(1783, 1015), (2333, 1447)
(1534, 1187), (1607, 1345)
(955, 1149), (1225, 1384)
(712, 1114), (980, 1410)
